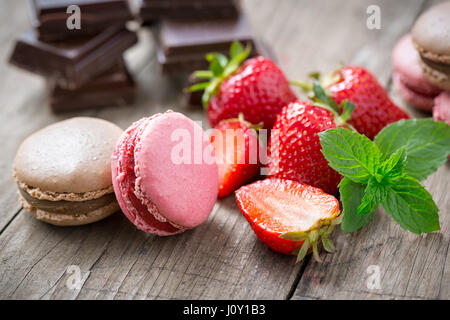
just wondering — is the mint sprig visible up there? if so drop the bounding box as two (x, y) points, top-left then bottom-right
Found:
(319, 119), (450, 234)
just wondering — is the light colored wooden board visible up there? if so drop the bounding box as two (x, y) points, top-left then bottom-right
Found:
(0, 0), (448, 300)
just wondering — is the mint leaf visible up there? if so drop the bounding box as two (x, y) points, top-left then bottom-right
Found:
(378, 147), (407, 179)
(374, 119), (450, 181)
(319, 128), (383, 184)
(382, 175), (439, 234)
(356, 177), (387, 216)
(339, 177), (375, 233)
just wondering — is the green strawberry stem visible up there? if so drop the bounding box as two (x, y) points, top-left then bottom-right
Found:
(280, 211), (342, 263)
(188, 41), (252, 110)
(290, 79), (356, 132)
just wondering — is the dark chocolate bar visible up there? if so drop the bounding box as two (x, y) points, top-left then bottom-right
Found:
(9, 25), (137, 89)
(49, 59), (135, 113)
(28, 0), (133, 41)
(139, 0), (239, 24)
(155, 14), (256, 75)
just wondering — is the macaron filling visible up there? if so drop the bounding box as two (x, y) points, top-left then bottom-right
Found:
(19, 189), (117, 215)
(421, 57), (450, 75)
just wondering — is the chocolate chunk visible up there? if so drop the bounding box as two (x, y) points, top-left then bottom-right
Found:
(49, 59), (135, 113)
(139, 0), (239, 24)
(155, 14), (256, 75)
(9, 25), (137, 89)
(28, 0), (133, 41)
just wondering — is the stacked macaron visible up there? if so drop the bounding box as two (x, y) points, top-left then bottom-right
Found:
(14, 117), (123, 226)
(393, 1), (449, 115)
(392, 34), (442, 111)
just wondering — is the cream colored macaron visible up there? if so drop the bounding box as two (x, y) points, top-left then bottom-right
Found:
(13, 117), (123, 226)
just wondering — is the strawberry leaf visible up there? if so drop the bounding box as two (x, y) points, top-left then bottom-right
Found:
(206, 52), (228, 68)
(296, 239), (310, 263)
(193, 70), (214, 79)
(319, 127), (383, 184)
(191, 41), (252, 108)
(312, 81), (340, 114)
(339, 177), (376, 233)
(374, 119), (450, 181)
(382, 175), (440, 234)
(230, 41), (244, 60)
(187, 81), (209, 92)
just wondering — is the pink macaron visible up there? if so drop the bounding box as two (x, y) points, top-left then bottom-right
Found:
(111, 111), (219, 235)
(392, 34), (442, 111)
(433, 91), (450, 160)
(433, 91), (450, 125)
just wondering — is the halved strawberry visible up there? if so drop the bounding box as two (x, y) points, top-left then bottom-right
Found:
(210, 116), (263, 198)
(235, 179), (341, 262)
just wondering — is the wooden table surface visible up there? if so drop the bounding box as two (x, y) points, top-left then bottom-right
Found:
(0, 0), (448, 300)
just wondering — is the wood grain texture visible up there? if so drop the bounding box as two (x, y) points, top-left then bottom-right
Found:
(292, 0), (450, 300)
(0, 0), (448, 300)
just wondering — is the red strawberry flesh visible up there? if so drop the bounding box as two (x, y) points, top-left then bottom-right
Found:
(235, 179), (340, 255)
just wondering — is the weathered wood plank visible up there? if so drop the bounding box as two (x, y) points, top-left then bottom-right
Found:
(0, 0), (448, 300)
(292, 0), (450, 300)
(0, 0), (304, 300)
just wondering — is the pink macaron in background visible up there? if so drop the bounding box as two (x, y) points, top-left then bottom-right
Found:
(111, 111), (219, 236)
(433, 91), (450, 160)
(433, 91), (450, 125)
(392, 34), (442, 111)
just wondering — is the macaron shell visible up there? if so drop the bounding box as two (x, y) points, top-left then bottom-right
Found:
(393, 72), (435, 111)
(392, 34), (442, 96)
(111, 116), (183, 236)
(14, 117), (123, 193)
(134, 112), (218, 229)
(412, 1), (450, 64)
(433, 91), (450, 124)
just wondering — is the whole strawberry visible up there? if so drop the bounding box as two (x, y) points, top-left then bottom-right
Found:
(189, 42), (297, 129)
(328, 66), (410, 139)
(293, 66), (410, 139)
(235, 178), (341, 262)
(268, 99), (346, 195)
(210, 116), (264, 198)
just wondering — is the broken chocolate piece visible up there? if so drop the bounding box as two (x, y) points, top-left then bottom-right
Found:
(49, 60), (135, 113)
(9, 25), (137, 89)
(28, 0), (133, 41)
